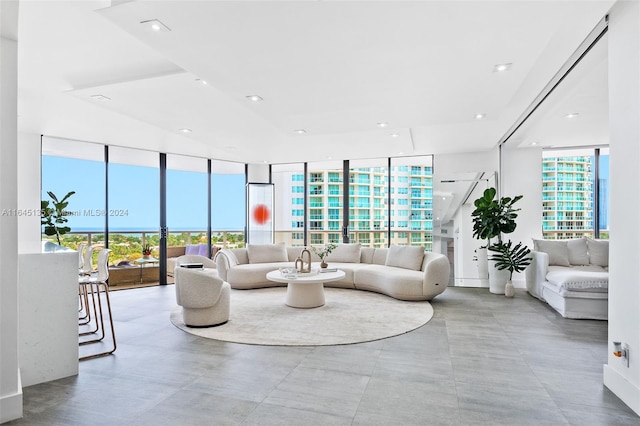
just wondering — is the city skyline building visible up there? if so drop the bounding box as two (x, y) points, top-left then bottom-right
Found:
(273, 160), (434, 250)
(542, 152), (609, 240)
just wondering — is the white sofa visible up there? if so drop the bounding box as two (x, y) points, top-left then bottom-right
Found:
(215, 243), (450, 301)
(525, 237), (609, 320)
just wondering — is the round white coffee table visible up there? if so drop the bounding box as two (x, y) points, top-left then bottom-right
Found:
(266, 269), (346, 308)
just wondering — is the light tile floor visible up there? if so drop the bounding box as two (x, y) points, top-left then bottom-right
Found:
(8, 286), (639, 425)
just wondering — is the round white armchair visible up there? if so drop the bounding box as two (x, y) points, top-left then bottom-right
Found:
(174, 262), (230, 327)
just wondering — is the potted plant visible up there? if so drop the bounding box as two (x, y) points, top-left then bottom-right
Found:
(41, 190), (75, 245)
(310, 243), (337, 268)
(471, 187), (525, 294)
(488, 240), (531, 297)
(142, 243), (152, 259)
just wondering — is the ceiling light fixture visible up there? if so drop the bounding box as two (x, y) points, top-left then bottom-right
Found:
(246, 95), (263, 102)
(140, 19), (171, 32)
(531, 142), (538, 146)
(179, 128), (192, 133)
(377, 122), (388, 128)
(493, 63), (512, 72)
(195, 78), (208, 85)
(294, 129), (306, 134)
(90, 94), (111, 101)
(474, 113), (486, 120)
(390, 133), (399, 138)
(565, 112), (580, 119)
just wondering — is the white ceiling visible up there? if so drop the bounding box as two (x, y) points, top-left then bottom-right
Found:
(16, 0), (613, 164)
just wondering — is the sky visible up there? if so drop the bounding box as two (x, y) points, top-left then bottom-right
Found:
(42, 156), (246, 232)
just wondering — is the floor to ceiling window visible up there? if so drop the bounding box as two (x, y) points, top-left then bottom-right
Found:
(166, 154), (208, 246)
(41, 137), (105, 255)
(272, 163), (306, 246)
(306, 160), (344, 246)
(349, 158), (389, 248)
(390, 156), (434, 250)
(108, 147), (160, 283)
(542, 147), (608, 239)
(211, 160), (246, 248)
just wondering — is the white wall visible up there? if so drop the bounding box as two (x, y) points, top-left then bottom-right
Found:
(436, 149), (499, 286)
(17, 133), (42, 254)
(603, 0), (640, 415)
(0, 1), (22, 421)
(500, 145), (543, 287)
(247, 163), (269, 183)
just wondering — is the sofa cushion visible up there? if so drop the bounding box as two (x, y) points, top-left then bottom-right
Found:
(533, 239), (570, 267)
(586, 238), (609, 267)
(197, 243), (209, 257)
(185, 244), (199, 255)
(385, 245), (425, 271)
(545, 265), (608, 292)
(566, 238), (589, 265)
(326, 243), (361, 263)
(227, 262), (295, 289)
(247, 242), (288, 264)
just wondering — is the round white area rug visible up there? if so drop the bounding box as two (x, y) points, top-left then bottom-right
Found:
(170, 287), (433, 346)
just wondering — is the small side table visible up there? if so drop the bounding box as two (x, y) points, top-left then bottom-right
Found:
(135, 257), (159, 283)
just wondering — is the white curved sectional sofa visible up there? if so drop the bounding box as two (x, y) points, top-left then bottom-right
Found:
(215, 243), (450, 301)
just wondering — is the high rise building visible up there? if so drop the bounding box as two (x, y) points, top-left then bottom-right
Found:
(542, 156), (594, 239)
(273, 163), (433, 250)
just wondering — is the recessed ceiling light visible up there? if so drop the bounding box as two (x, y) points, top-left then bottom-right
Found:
(565, 112), (580, 119)
(436, 217), (440, 220)
(377, 122), (388, 128)
(262, 160), (268, 164)
(246, 95), (263, 102)
(195, 79), (208, 85)
(140, 19), (171, 32)
(442, 197), (446, 200)
(90, 94), (111, 101)
(294, 129), (306, 134)
(397, 151), (404, 155)
(179, 128), (192, 133)
(493, 63), (512, 72)
(531, 142), (538, 146)
(390, 133), (400, 138)
(474, 113), (486, 120)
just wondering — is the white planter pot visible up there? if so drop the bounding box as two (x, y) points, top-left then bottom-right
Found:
(488, 259), (510, 294)
(504, 280), (515, 298)
(476, 247), (489, 287)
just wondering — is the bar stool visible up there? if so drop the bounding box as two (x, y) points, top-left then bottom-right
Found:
(79, 248), (116, 360)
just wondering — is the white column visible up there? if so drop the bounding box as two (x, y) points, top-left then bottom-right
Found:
(0, 0), (22, 422)
(18, 133), (43, 254)
(603, 0), (640, 415)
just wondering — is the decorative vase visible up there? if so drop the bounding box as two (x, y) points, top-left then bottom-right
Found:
(320, 260), (328, 269)
(488, 259), (510, 294)
(504, 280), (515, 298)
(476, 247), (489, 287)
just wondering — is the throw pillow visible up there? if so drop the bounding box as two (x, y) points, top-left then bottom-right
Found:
(185, 244), (199, 255)
(567, 237), (589, 266)
(325, 243), (361, 263)
(197, 243), (209, 257)
(586, 238), (609, 267)
(385, 245), (425, 271)
(532, 239), (570, 267)
(247, 242), (288, 264)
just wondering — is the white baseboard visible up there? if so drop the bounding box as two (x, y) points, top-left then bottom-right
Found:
(0, 373), (23, 423)
(604, 364), (640, 416)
